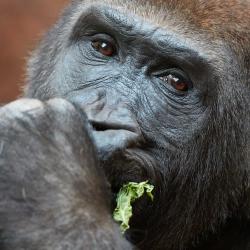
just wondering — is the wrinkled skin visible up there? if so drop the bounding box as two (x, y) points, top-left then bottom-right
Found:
(1, 0), (250, 249)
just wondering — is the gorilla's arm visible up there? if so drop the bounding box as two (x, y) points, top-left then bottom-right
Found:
(0, 99), (131, 250)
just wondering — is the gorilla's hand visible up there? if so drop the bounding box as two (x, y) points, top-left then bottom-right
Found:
(0, 99), (131, 250)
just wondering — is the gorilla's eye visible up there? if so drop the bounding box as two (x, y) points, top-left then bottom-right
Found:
(91, 39), (116, 57)
(159, 72), (192, 92)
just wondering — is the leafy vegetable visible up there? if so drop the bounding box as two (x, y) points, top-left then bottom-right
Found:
(113, 181), (154, 233)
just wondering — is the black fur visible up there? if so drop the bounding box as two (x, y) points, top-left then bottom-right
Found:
(1, 0), (250, 249)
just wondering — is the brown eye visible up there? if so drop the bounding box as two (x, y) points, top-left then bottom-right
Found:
(91, 40), (116, 57)
(168, 74), (189, 92)
(160, 74), (190, 92)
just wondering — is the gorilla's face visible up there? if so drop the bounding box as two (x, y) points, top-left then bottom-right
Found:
(29, 4), (208, 181)
(25, 2), (249, 248)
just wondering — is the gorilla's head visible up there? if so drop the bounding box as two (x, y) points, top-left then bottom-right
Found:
(24, 0), (250, 248)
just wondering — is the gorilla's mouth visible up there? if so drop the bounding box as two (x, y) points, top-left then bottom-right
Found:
(90, 121), (157, 211)
(91, 120), (138, 133)
(91, 126), (141, 189)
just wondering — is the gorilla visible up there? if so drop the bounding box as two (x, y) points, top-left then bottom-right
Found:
(0, 0), (250, 249)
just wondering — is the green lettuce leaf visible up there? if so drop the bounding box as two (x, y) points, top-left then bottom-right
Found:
(113, 181), (154, 233)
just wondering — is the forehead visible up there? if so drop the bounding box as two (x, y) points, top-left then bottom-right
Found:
(70, 0), (250, 57)
(77, 0), (249, 34)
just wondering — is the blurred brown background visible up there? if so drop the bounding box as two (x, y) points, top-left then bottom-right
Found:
(0, 0), (69, 104)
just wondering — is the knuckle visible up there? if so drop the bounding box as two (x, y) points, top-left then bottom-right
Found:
(0, 99), (45, 120)
(45, 98), (80, 121)
(46, 98), (76, 114)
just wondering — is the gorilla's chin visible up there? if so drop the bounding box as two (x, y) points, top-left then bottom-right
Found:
(99, 147), (158, 193)
(99, 147), (160, 241)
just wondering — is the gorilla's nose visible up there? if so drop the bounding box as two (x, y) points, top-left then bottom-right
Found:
(84, 102), (142, 160)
